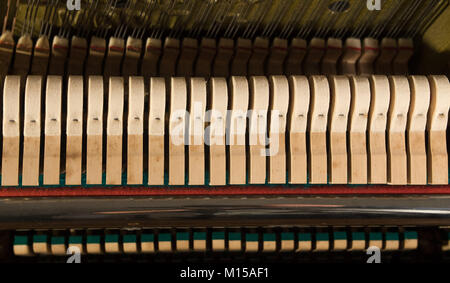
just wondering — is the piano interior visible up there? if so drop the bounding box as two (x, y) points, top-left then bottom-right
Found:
(0, 0), (449, 263)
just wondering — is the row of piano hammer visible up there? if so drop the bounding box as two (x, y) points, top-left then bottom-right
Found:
(0, 74), (448, 187)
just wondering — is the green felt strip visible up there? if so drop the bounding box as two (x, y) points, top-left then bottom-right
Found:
(212, 232), (225, 240)
(229, 232), (241, 241)
(3, 171), (450, 188)
(263, 233), (276, 241)
(33, 235), (47, 243)
(158, 233), (171, 242)
(87, 235), (101, 244)
(281, 232), (294, 241)
(141, 234), (154, 242)
(14, 235), (28, 245)
(246, 233), (258, 242)
(369, 232), (382, 241)
(386, 232), (399, 241)
(316, 233), (329, 241)
(123, 234), (136, 243)
(51, 236), (65, 245)
(69, 236), (82, 244)
(176, 232), (189, 241)
(298, 233), (311, 242)
(105, 234), (119, 243)
(352, 232), (365, 241)
(404, 231), (418, 240)
(193, 232), (206, 240)
(333, 232), (347, 241)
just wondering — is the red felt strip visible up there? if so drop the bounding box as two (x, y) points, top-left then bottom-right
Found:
(0, 185), (448, 197)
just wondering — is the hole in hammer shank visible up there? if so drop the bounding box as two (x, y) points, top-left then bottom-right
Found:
(328, 1), (350, 13)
